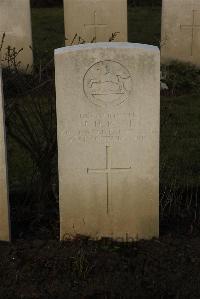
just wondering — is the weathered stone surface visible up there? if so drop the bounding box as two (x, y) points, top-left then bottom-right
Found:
(0, 69), (10, 241)
(55, 43), (160, 241)
(64, 0), (127, 45)
(161, 0), (200, 65)
(0, 0), (33, 71)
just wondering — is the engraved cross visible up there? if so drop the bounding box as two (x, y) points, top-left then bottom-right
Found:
(87, 146), (131, 214)
(84, 11), (107, 41)
(180, 10), (200, 56)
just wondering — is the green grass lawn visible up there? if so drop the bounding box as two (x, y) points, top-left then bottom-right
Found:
(31, 8), (65, 62)
(7, 6), (200, 194)
(160, 95), (200, 188)
(128, 6), (161, 46)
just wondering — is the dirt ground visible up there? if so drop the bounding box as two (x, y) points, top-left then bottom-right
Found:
(1, 226), (200, 299)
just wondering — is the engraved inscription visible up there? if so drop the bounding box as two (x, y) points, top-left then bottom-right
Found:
(65, 112), (135, 144)
(77, 112), (134, 144)
(64, 111), (157, 145)
(83, 60), (132, 107)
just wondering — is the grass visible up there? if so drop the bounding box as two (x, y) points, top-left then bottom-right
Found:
(128, 6), (161, 46)
(31, 7), (65, 62)
(160, 95), (200, 188)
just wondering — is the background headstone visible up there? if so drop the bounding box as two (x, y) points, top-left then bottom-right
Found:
(0, 69), (10, 241)
(55, 42), (160, 241)
(64, 0), (127, 45)
(0, 0), (33, 71)
(161, 0), (200, 65)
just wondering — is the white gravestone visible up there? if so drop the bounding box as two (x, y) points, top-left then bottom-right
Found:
(0, 69), (10, 241)
(64, 0), (127, 45)
(0, 0), (33, 71)
(55, 43), (160, 241)
(161, 0), (200, 65)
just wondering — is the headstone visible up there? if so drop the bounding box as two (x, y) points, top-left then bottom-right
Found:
(0, 0), (33, 71)
(64, 0), (127, 45)
(0, 69), (10, 241)
(55, 43), (160, 241)
(161, 0), (200, 65)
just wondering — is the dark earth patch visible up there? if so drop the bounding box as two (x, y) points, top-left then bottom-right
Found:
(1, 233), (200, 299)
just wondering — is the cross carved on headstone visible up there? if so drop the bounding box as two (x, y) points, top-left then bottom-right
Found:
(180, 10), (200, 56)
(87, 146), (131, 214)
(84, 11), (107, 41)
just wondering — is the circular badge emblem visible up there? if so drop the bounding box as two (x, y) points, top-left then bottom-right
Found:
(83, 60), (132, 107)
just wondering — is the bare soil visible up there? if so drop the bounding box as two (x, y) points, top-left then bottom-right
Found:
(1, 225), (200, 298)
